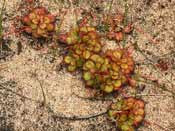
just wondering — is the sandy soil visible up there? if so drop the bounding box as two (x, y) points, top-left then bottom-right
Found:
(0, 0), (175, 131)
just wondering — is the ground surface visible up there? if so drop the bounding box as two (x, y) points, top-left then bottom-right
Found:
(0, 0), (175, 131)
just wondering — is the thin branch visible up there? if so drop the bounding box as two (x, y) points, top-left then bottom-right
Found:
(123, 0), (129, 26)
(108, 0), (114, 15)
(122, 0), (129, 48)
(56, 10), (67, 34)
(104, 0), (114, 23)
(35, 77), (47, 106)
(0, 0), (6, 45)
(135, 93), (173, 97)
(72, 92), (113, 101)
(53, 110), (108, 121)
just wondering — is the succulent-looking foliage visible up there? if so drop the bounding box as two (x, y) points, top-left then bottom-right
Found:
(63, 26), (135, 93)
(108, 97), (145, 131)
(22, 7), (56, 38)
(3, 0), (173, 130)
(63, 26), (102, 72)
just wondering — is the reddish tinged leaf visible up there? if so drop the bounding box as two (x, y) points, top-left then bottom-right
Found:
(33, 7), (47, 15)
(123, 24), (133, 33)
(47, 14), (56, 23)
(88, 31), (98, 40)
(114, 14), (124, 23)
(133, 115), (143, 126)
(39, 23), (47, 29)
(24, 27), (32, 33)
(47, 24), (55, 31)
(156, 59), (169, 71)
(22, 15), (31, 25)
(108, 98), (145, 131)
(29, 12), (36, 20)
(21, 7), (56, 38)
(134, 100), (145, 109)
(115, 32), (123, 41)
(128, 78), (136, 87)
(107, 32), (115, 39)
(25, 0), (33, 3)
(58, 33), (68, 43)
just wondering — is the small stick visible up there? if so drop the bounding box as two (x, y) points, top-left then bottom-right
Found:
(135, 94), (173, 97)
(56, 9), (68, 34)
(35, 77), (47, 106)
(104, 0), (114, 23)
(0, 0), (6, 46)
(30, 70), (47, 106)
(54, 110), (108, 121)
(108, 0), (114, 14)
(72, 92), (113, 101)
(123, 0), (129, 26)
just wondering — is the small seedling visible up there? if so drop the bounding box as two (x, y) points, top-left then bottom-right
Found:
(83, 49), (135, 93)
(108, 97), (145, 131)
(63, 26), (102, 72)
(22, 7), (56, 38)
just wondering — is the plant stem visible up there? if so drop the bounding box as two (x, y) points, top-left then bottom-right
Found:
(73, 92), (113, 101)
(105, 0), (114, 22)
(123, 0), (128, 26)
(36, 77), (47, 106)
(54, 110), (108, 120)
(122, 0), (129, 48)
(0, 0), (6, 45)
(108, 0), (114, 14)
(135, 93), (173, 97)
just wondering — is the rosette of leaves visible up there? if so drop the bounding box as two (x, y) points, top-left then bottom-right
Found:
(63, 26), (103, 72)
(22, 7), (56, 38)
(105, 49), (134, 75)
(82, 54), (111, 90)
(82, 49), (135, 93)
(108, 97), (145, 131)
(65, 26), (102, 53)
(100, 49), (135, 93)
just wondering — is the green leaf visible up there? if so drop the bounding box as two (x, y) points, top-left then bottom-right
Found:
(64, 56), (72, 64)
(83, 72), (91, 81)
(67, 65), (76, 72)
(104, 85), (113, 93)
